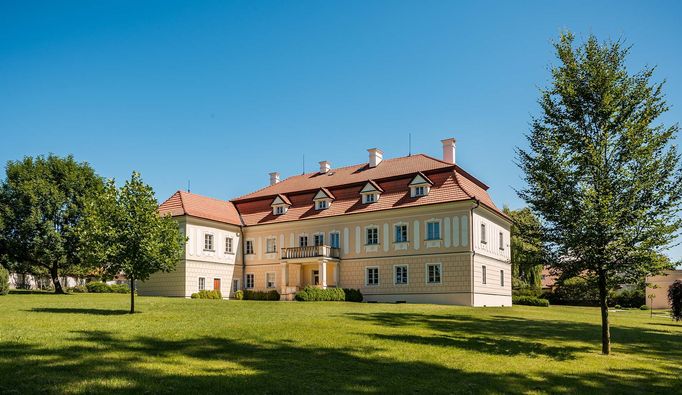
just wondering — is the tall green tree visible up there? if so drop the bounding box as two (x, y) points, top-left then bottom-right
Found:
(0, 155), (103, 293)
(503, 207), (544, 289)
(518, 33), (682, 354)
(79, 172), (185, 313)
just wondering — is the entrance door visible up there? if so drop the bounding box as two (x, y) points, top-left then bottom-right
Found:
(312, 270), (320, 285)
(214, 278), (221, 291)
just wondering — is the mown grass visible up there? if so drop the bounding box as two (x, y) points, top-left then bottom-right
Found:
(0, 293), (680, 394)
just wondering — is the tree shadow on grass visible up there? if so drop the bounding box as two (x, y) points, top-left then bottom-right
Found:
(0, 329), (679, 394)
(27, 307), (131, 316)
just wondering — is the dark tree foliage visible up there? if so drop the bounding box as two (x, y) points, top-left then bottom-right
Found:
(669, 280), (682, 322)
(518, 33), (682, 354)
(503, 206), (545, 289)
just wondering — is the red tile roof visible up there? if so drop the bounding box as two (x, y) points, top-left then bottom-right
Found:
(159, 191), (242, 226)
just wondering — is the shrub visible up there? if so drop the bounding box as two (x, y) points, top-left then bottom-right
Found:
(546, 276), (599, 306)
(0, 266), (9, 295)
(86, 281), (112, 293)
(233, 290), (244, 300)
(191, 290), (222, 299)
(640, 305), (650, 310)
(343, 288), (363, 302)
(68, 285), (88, 293)
(242, 290), (280, 301)
(295, 286), (345, 301)
(512, 296), (549, 307)
(610, 288), (645, 308)
(512, 287), (543, 298)
(669, 280), (682, 321)
(614, 305), (622, 310)
(110, 284), (130, 294)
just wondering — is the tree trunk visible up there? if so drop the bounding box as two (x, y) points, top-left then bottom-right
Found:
(50, 263), (65, 294)
(130, 275), (135, 314)
(598, 271), (611, 355)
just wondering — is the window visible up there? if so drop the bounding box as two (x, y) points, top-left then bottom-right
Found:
(204, 234), (214, 251)
(427, 264), (441, 284)
(330, 232), (340, 248)
(246, 274), (255, 289)
(363, 193), (377, 204)
(316, 200), (329, 210)
(314, 234), (324, 246)
(482, 265), (487, 284)
(481, 223), (487, 244)
(395, 265), (408, 285)
(198, 277), (206, 291)
(414, 186), (426, 196)
(426, 221), (440, 240)
(225, 237), (233, 254)
(395, 224), (408, 243)
(232, 279), (239, 293)
(266, 238), (277, 254)
(366, 227), (378, 245)
(245, 240), (254, 255)
(500, 270), (504, 287)
(266, 272), (276, 288)
(275, 206), (285, 215)
(299, 235), (308, 247)
(366, 267), (379, 286)
(499, 232), (504, 250)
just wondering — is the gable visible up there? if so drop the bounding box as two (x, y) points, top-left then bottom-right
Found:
(409, 172), (433, 186)
(313, 188), (335, 201)
(360, 180), (383, 193)
(271, 194), (291, 207)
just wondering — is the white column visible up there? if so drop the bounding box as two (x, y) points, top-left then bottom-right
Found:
(333, 262), (339, 286)
(281, 262), (288, 292)
(320, 260), (327, 289)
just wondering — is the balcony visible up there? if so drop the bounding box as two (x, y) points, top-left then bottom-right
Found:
(281, 245), (340, 260)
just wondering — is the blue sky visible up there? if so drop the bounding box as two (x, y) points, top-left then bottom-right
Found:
(1, 1), (681, 261)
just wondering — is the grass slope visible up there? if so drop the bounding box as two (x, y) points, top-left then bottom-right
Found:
(0, 294), (680, 394)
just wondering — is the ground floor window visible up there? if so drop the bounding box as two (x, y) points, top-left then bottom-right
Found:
(198, 277), (205, 291)
(394, 265), (408, 285)
(482, 265), (487, 284)
(246, 273), (255, 289)
(366, 267), (379, 286)
(312, 270), (320, 285)
(266, 272), (276, 288)
(232, 279), (239, 293)
(500, 270), (504, 287)
(426, 263), (441, 284)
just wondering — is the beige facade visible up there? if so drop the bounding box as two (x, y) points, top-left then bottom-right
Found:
(646, 270), (682, 309)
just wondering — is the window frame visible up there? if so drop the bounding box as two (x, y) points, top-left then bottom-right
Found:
(245, 240), (254, 255)
(299, 235), (308, 247)
(198, 277), (206, 291)
(245, 273), (255, 289)
(366, 227), (379, 245)
(203, 233), (215, 251)
(426, 263), (442, 284)
(426, 221), (441, 241)
(366, 266), (379, 286)
(499, 232), (504, 250)
(225, 237), (234, 254)
(315, 200), (329, 210)
(500, 270), (504, 287)
(482, 265), (487, 284)
(394, 265), (409, 285)
(329, 232), (340, 248)
(274, 205), (285, 215)
(266, 272), (276, 289)
(394, 224), (408, 243)
(313, 233), (324, 247)
(265, 237), (277, 254)
(481, 223), (487, 244)
(363, 193), (377, 204)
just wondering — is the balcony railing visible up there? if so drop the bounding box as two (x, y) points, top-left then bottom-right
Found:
(281, 245), (340, 260)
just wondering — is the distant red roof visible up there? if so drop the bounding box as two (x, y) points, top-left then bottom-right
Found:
(159, 191), (242, 226)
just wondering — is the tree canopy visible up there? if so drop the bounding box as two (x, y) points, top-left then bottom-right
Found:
(0, 154), (104, 293)
(503, 207), (545, 289)
(517, 32), (681, 354)
(79, 172), (185, 313)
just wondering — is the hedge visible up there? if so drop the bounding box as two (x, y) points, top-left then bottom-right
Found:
(191, 290), (223, 299)
(0, 266), (9, 296)
(343, 288), (363, 302)
(68, 285), (88, 293)
(242, 290), (280, 301)
(295, 286), (345, 301)
(233, 290), (244, 300)
(513, 296), (550, 307)
(85, 282), (130, 294)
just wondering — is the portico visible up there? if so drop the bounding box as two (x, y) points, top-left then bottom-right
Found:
(279, 245), (340, 300)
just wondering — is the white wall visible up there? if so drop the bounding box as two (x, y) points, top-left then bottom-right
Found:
(472, 208), (511, 261)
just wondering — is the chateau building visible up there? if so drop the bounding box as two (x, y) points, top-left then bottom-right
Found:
(139, 138), (512, 306)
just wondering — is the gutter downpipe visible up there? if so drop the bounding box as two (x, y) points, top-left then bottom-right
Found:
(470, 199), (480, 306)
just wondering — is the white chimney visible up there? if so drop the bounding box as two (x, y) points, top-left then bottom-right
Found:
(319, 160), (331, 174)
(269, 172), (280, 186)
(441, 138), (456, 164)
(367, 148), (383, 168)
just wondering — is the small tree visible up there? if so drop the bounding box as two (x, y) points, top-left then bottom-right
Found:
(0, 265), (9, 295)
(0, 155), (103, 293)
(79, 172), (185, 313)
(504, 207), (545, 289)
(647, 283), (659, 318)
(669, 280), (682, 322)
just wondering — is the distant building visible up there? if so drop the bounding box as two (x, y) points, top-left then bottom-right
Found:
(646, 270), (682, 309)
(139, 138), (512, 306)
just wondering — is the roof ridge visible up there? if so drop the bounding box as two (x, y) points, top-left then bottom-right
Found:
(452, 170), (476, 200)
(180, 190), (231, 204)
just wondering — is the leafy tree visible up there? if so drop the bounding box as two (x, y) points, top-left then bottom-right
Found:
(0, 155), (103, 293)
(0, 265), (9, 295)
(517, 33), (682, 354)
(669, 280), (682, 322)
(503, 206), (545, 289)
(79, 172), (185, 313)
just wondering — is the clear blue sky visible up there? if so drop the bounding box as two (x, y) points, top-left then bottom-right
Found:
(1, 1), (681, 261)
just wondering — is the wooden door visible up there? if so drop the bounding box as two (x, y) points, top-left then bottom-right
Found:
(214, 278), (221, 291)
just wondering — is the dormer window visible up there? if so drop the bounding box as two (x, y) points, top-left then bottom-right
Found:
(360, 180), (383, 205)
(313, 188), (335, 211)
(271, 194), (291, 216)
(409, 172), (433, 198)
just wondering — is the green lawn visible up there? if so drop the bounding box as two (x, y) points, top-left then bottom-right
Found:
(0, 294), (680, 394)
